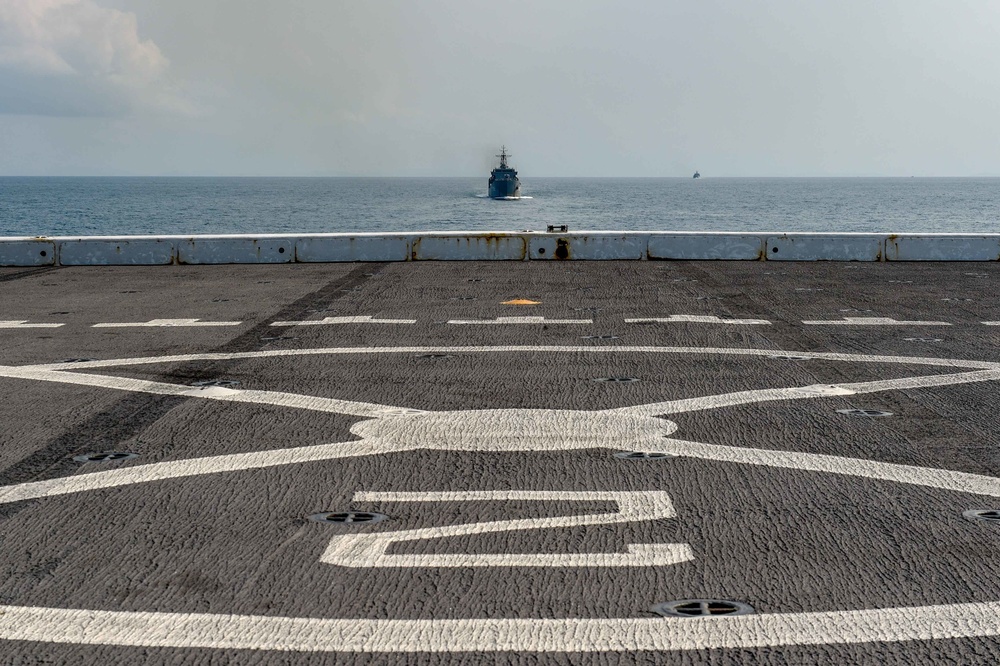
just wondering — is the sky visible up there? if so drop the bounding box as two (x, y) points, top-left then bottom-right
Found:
(1, 0), (998, 177)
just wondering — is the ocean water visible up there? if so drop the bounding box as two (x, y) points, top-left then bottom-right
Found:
(0, 177), (998, 237)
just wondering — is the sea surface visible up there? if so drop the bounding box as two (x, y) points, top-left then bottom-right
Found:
(1, 177), (998, 237)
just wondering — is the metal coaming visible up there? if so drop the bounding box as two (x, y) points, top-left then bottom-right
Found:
(2, 233), (1000, 265)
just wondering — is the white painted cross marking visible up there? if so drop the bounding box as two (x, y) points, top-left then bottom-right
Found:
(322, 490), (692, 568)
(447, 316), (592, 325)
(0, 320), (64, 329)
(625, 315), (771, 325)
(92, 319), (241, 328)
(271, 316), (416, 326)
(5, 345), (1000, 653)
(801, 317), (951, 326)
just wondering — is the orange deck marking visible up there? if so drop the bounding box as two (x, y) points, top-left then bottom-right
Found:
(502, 299), (541, 305)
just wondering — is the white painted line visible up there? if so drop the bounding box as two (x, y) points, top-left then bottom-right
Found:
(0, 366), (422, 419)
(0, 441), (413, 505)
(613, 384), (856, 417)
(3, 601), (1000, 652)
(6, 343), (1000, 651)
(322, 491), (691, 568)
(625, 315), (771, 325)
(802, 317), (951, 326)
(617, 369), (1000, 417)
(447, 316), (593, 325)
(657, 436), (1000, 498)
(21, 346), (1000, 372)
(92, 319), (241, 328)
(271, 316), (416, 326)
(0, 320), (64, 329)
(984, 322), (1000, 326)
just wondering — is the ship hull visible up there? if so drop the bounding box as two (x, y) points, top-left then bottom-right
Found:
(489, 179), (521, 199)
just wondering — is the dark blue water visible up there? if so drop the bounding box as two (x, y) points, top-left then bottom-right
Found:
(1, 177), (998, 236)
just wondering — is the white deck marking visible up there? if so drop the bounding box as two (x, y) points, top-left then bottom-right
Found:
(0, 441), (412, 505)
(271, 316), (415, 326)
(6, 344), (1000, 652)
(92, 318), (241, 328)
(984, 322), (1000, 326)
(322, 491), (691, 568)
(0, 366), (419, 418)
(654, 437), (1000, 497)
(616, 369), (1000, 417)
(447, 316), (592, 325)
(3, 601), (1000, 652)
(0, 320), (64, 329)
(802, 317), (951, 326)
(625, 315), (771, 325)
(20, 346), (1000, 371)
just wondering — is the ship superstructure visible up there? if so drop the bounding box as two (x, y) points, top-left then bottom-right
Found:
(488, 146), (521, 199)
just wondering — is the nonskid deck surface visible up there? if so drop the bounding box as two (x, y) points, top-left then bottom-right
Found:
(1, 261), (1000, 664)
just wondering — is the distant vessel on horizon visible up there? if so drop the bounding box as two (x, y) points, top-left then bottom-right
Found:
(693, 171), (701, 179)
(488, 146), (521, 199)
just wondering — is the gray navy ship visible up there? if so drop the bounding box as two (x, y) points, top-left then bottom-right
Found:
(488, 146), (521, 199)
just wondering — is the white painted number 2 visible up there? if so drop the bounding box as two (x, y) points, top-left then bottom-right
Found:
(321, 490), (693, 568)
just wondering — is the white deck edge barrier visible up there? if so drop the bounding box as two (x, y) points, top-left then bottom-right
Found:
(1, 232), (999, 266)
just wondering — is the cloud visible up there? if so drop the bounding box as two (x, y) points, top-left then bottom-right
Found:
(0, 0), (189, 115)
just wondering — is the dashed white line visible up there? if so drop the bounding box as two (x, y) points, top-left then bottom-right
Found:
(271, 316), (415, 326)
(92, 318), (241, 328)
(802, 317), (951, 326)
(0, 320), (64, 329)
(625, 315), (771, 325)
(447, 316), (592, 325)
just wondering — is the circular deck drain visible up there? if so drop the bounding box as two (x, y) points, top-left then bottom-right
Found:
(651, 599), (755, 618)
(55, 358), (96, 364)
(903, 337), (942, 343)
(888, 280), (913, 284)
(309, 511), (388, 525)
(467, 278), (483, 282)
(614, 451), (676, 460)
(581, 335), (619, 340)
(450, 297), (477, 301)
(73, 452), (139, 463)
(963, 510), (1000, 523)
(836, 408), (893, 417)
(769, 354), (810, 361)
(593, 377), (640, 383)
(189, 379), (240, 388)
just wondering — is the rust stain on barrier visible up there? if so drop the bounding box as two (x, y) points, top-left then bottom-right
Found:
(555, 238), (570, 260)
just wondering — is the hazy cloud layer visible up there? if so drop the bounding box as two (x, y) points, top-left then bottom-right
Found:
(1, 0), (999, 175)
(0, 0), (187, 115)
